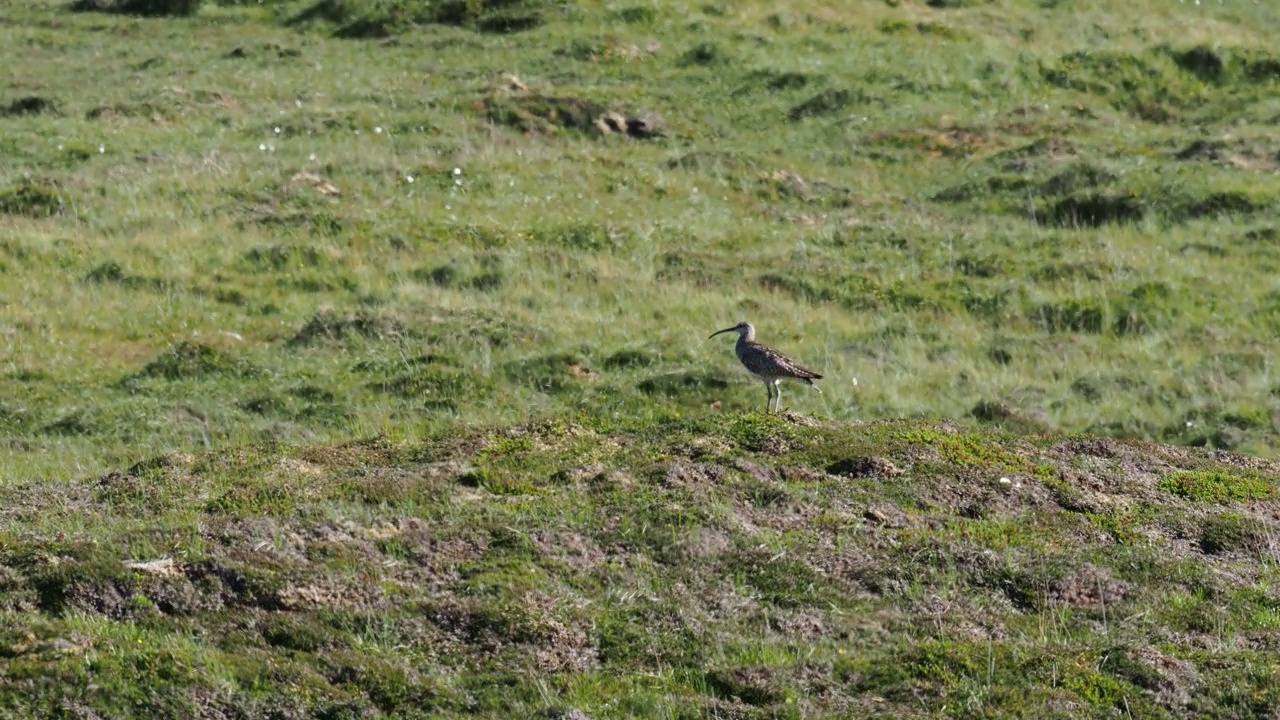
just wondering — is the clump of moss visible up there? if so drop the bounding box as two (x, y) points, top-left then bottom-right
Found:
(1158, 469), (1279, 504)
(1200, 512), (1268, 555)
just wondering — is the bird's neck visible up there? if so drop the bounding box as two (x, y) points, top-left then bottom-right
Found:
(739, 328), (755, 343)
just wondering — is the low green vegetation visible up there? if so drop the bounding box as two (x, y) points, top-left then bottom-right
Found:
(2, 0), (1280, 481)
(1159, 469), (1280, 504)
(2, 416), (1280, 717)
(5, 0), (1280, 716)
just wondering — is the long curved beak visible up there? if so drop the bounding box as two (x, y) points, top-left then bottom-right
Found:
(708, 326), (737, 339)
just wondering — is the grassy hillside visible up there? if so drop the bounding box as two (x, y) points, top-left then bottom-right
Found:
(2, 0), (1280, 480)
(4, 0), (1280, 716)
(3, 415), (1280, 718)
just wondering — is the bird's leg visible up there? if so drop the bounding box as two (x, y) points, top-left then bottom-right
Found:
(774, 380), (782, 413)
(763, 381), (773, 414)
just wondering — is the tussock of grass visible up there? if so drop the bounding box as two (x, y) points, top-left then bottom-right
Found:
(289, 0), (559, 38)
(0, 181), (62, 217)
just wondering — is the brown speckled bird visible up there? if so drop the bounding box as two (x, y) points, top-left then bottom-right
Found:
(709, 321), (823, 414)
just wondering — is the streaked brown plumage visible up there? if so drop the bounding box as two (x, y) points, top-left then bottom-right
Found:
(709, 321), (823, 413)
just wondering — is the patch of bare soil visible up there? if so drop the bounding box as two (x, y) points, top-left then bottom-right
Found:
(530, 530), (606, 573)
(913, 470), (1063, 520)
(0, 476), (96, 525)
(803, 542), (897, 600)
(275, 578), (387, 612)
(1132, 645), (1202, 708)
(1174, 137), (1280, 171)
(145, 573), (225, 615)
(827, 456), (902, 479)
(754, 434), (788, 456)
(298, 436), (403, 468)
(696, 697), (768, 720)
(778, 465), (833, 483)
(534, 618), (599, 673)
(427, 591), (598, 670)
(910, 590), (1011, 642)
(706, 665), (784, 706)
(480, 93), (663, 139)
(1204, 447), (1280, 475)
(769, 607), (826, 639)
(740, 493), (823, 533)
(672, 526), (733, 562)
(1050, 564), (1133, 609)
(863, 503), (911, 528)
(392, 519), (487, 577)
(203, 516), (310, 564)
(1046, 438), (1181, 504)
(663, 462), (727, 488)
(730, 459), (778, 483)
(673, 435), (734, 460)
(59, 580), (134, 618)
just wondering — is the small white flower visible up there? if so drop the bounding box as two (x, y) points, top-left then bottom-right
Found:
(309, 152), (317, 161)
(406, 175), (415, 183)
(445, 204), (451, 210)
(999, 477), (1011, 485)
(453, 167), (462, 176)
(375, 126), (383, 134)
(295, 99), (303, 108)
(98, 144), (105, 153)
(259, 143), (267, 151)
(455, 178), (462, 186)
(57, 144), (63, 150)
(274, 126), (281, 134)
(851, 378), (858, 386)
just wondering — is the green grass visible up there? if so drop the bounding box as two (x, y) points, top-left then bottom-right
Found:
(2, 0), (1280, 480)
(2, 417), (1280, 717)
(6, 0), (1280, 716)
(1158, 469), (1280, 504)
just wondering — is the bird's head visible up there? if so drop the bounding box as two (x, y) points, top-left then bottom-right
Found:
(709, 321), (754, 341)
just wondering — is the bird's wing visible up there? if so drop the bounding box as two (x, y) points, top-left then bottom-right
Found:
(755, 342), (823, 380)
(781, 357), (823, 380)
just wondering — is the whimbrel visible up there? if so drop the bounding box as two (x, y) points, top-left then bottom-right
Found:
(709, 321), (823, 414)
